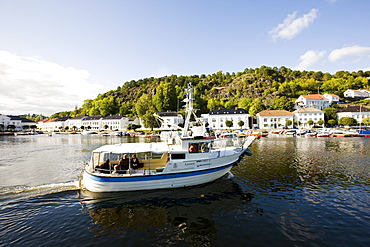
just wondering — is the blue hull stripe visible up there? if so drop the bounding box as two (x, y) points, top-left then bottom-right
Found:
(85, 162), (235, 183)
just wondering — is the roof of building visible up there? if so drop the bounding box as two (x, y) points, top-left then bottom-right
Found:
(210, 108), (248, 115)
(257, 110), (294, 116)
(83, 116), (102, 121)
(338, 105), (370, 113)
(7, 115), (36, 123)
(156, 111), (180, 117)
(301, 94), (324, 100)
(293, 107), (324, 113)
(70, 114), (88, 120)
(324, 93), (340, 98)
(54, 116), (71, 122)
(102, 115), (125, 120)
(43, 118), (58, 123)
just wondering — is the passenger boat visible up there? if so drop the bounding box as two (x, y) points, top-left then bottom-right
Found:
(82, 84), (256, 192)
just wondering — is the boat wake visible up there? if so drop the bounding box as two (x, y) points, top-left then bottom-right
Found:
(0, 181), (80, 201)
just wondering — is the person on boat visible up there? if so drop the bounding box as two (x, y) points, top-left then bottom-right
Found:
(130, 154), (141, 169)
(189, 144), (198, 153)
(95, 159), (111, 173)
(114, 155), (129, 172)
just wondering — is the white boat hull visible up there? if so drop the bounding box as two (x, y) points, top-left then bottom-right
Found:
(83, 162), (234, 192)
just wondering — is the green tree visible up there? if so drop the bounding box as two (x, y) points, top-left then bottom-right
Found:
(238, 98), (253, 111)
(207, 98), (223, 111)
(339, 117), (357, 126)
(225, 120), (233, 129)
(152, 82), (177, 112)
(323, 107), (337, 121)
(272, 96), (294, 111)
(99, 96), (117, 116)
(307, 120), (314, 126)
(362, 117), (370, 125)
(238, 120), (244, 129)
(285, 120), (292, 127)
(249, 99), (264, 116)
(135, 94), (154, 117)
(317, 119), (324, 126)
(327, 119), (337, 126)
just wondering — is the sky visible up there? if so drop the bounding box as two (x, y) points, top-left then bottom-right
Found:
(1, 0), (370, 116)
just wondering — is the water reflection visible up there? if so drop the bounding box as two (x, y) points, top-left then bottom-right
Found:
(234, 137), (370, 200)
(79, 177), (255, 245)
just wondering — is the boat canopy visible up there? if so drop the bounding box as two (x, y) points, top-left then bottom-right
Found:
(93, 142), (170, 154)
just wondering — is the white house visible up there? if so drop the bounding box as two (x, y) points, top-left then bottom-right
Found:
(323, 93), (340, 105)
(293, 107), (325, 127)
(82, 116), (102, 130)
(7, 116), (26, 131)
(204, 108), (250, 130)
(101, 115), (129, 131)
(38, 118), (58, 132)
(155, 111), (184, 130)
(65, 114), (87, 130)
(256, 110), (294, 129)
(0, 114), (10, 130)
(337, 105), (370, 124)
(295, 94), (331, 110)
(343, 89), (370, 98)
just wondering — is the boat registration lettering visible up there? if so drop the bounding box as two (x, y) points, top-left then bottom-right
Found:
(197, 163), (211, 167)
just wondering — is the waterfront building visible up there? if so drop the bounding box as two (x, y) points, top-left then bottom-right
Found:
(293, 107), (325, 127)
(37, 118), (57, 132)
(101, 115), (129, 131)
(155, 111), (184, 130)
(256, 110), (294, 129)
(65, 114), (87, 130)
(0, 114), (11, 130)
(337, 105), (370, 123)
(5, 116), (36, 131)
(202, 108), (250, 130)
(82, 116), (102, 130)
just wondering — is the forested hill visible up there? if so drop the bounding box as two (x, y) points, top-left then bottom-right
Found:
(51, 66), (370, 121)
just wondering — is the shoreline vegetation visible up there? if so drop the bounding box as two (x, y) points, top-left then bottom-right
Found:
(20, 66), (369, 129)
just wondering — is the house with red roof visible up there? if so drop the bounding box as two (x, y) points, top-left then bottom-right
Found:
(294, 93), (338, 110)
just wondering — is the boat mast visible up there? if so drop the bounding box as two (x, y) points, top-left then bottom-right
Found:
(182, 84), (194, 138)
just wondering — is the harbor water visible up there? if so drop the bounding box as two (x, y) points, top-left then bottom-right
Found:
(0, 134), (369, 246)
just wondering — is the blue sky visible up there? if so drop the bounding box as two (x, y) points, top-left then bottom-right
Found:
(1, 0), (369, 115)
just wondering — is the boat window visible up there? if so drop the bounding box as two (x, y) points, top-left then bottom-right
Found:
(171, 153), (186, 159)
(188, 142), (210, 153)
(188, 143), (199, 153)
(199, 142), (210, 153)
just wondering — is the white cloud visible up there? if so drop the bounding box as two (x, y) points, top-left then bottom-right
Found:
(269, 8), (318, 41)
(295, 50), (326, 70)
(328, 45), (370, 63)
(0, 51), (104, 116)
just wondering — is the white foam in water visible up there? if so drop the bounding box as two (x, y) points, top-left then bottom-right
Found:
(0, 181), (80, 200)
